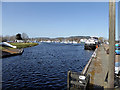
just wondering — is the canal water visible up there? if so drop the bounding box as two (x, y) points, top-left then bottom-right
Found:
(2, 43), (93, 90)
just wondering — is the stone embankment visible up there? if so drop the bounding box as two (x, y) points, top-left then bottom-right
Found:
(82, 44), (120, 89)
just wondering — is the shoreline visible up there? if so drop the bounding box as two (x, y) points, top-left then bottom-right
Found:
(1, 42), (38, 58)
(81, 44), (120, 89)
(81, 48), (97, 75)
(1, 49), (24, 58)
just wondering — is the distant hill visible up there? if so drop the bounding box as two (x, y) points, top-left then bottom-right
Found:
(68, 36), (91, 39)
(35, 36), (91, 39)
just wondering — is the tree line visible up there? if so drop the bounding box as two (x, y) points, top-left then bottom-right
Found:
(0, 33), (108, 43)
(1, 33), (29, 42)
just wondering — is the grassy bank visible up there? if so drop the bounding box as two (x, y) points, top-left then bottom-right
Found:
(0, 46), (15, 50)
(0, 46), (2, 50)
(10, 43), (39, 49)
(0, 42), (37, 58)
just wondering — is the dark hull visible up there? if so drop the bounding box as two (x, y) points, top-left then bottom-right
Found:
(84, 44), (96, 50)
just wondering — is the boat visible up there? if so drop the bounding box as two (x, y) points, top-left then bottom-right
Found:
(84, 38), (98, 50)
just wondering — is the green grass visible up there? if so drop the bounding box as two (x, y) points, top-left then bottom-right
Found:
(0, 46), (16, 50)
(0, 46), (2, 50)
(10, 42), (38, 49)
(0, 46), (8, 50)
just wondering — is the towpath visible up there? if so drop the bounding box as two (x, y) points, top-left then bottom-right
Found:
(86, 45), (109, 88)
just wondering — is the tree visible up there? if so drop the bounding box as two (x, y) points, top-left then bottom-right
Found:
(0, 36), (2, 42)
(2, 39), (7, 42)
(9, 35), (16, 41)
(57, 38), (64, 42)
(98, 37), (104, 43)
(2, 35), (10, 41)
(22, 33), (29, 40)
(16, 33), (22, 40)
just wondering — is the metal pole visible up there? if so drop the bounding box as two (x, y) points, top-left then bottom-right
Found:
(108, 0), (116, 88)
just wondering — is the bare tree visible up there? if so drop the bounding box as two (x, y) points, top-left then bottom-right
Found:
(98, 37), (104, 43)
(9, 35), (16, 41)
(22, 33), (29, 40)
(2, 35), (10, 41)
(0, 35), (2, 42)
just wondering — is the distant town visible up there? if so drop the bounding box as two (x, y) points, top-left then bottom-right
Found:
(0, 33), (106, 44)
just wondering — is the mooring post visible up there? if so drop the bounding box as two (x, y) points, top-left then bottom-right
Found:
(108, 0), (116, 88)
(118, 1), (120, 64)
(67, 71), (71, 90)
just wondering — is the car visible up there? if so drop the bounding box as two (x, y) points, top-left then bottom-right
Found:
(115, 62), (120, 75)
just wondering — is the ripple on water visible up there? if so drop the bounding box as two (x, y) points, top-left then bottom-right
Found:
(2, 43), (93, 89)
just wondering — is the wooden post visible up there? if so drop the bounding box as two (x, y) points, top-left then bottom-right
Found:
(118, 1), (120, 43)
(0, 1), (2, 90)
(67, 71), (71, 90)
(108, 0), (116, 88)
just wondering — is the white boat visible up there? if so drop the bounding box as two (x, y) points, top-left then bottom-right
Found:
(0, 42), (17, 48)
(84, 38), (98, 50)
(115, 62), (120, 75)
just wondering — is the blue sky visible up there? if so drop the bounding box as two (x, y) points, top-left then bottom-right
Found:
(2, 2), (118, 39)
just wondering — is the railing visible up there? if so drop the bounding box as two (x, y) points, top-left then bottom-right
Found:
(81, 48), (98, 75)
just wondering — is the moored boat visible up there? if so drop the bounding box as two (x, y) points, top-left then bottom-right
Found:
(84, 38), (98, 50)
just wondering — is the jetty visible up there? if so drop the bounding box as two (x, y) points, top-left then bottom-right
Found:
(67, 0), (120, 89)
(67, 44), (120, 89)
(82, 44), (109, 88)
(0, 42), (23, 58)
(0, 42), (39, 58)
(0, 48), (24, 58)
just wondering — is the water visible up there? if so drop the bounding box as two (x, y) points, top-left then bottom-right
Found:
(2, 43), (93, 90)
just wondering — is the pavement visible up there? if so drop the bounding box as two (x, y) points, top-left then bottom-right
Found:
(86, 44), (120, 89)
(86, 45), (109, 89)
